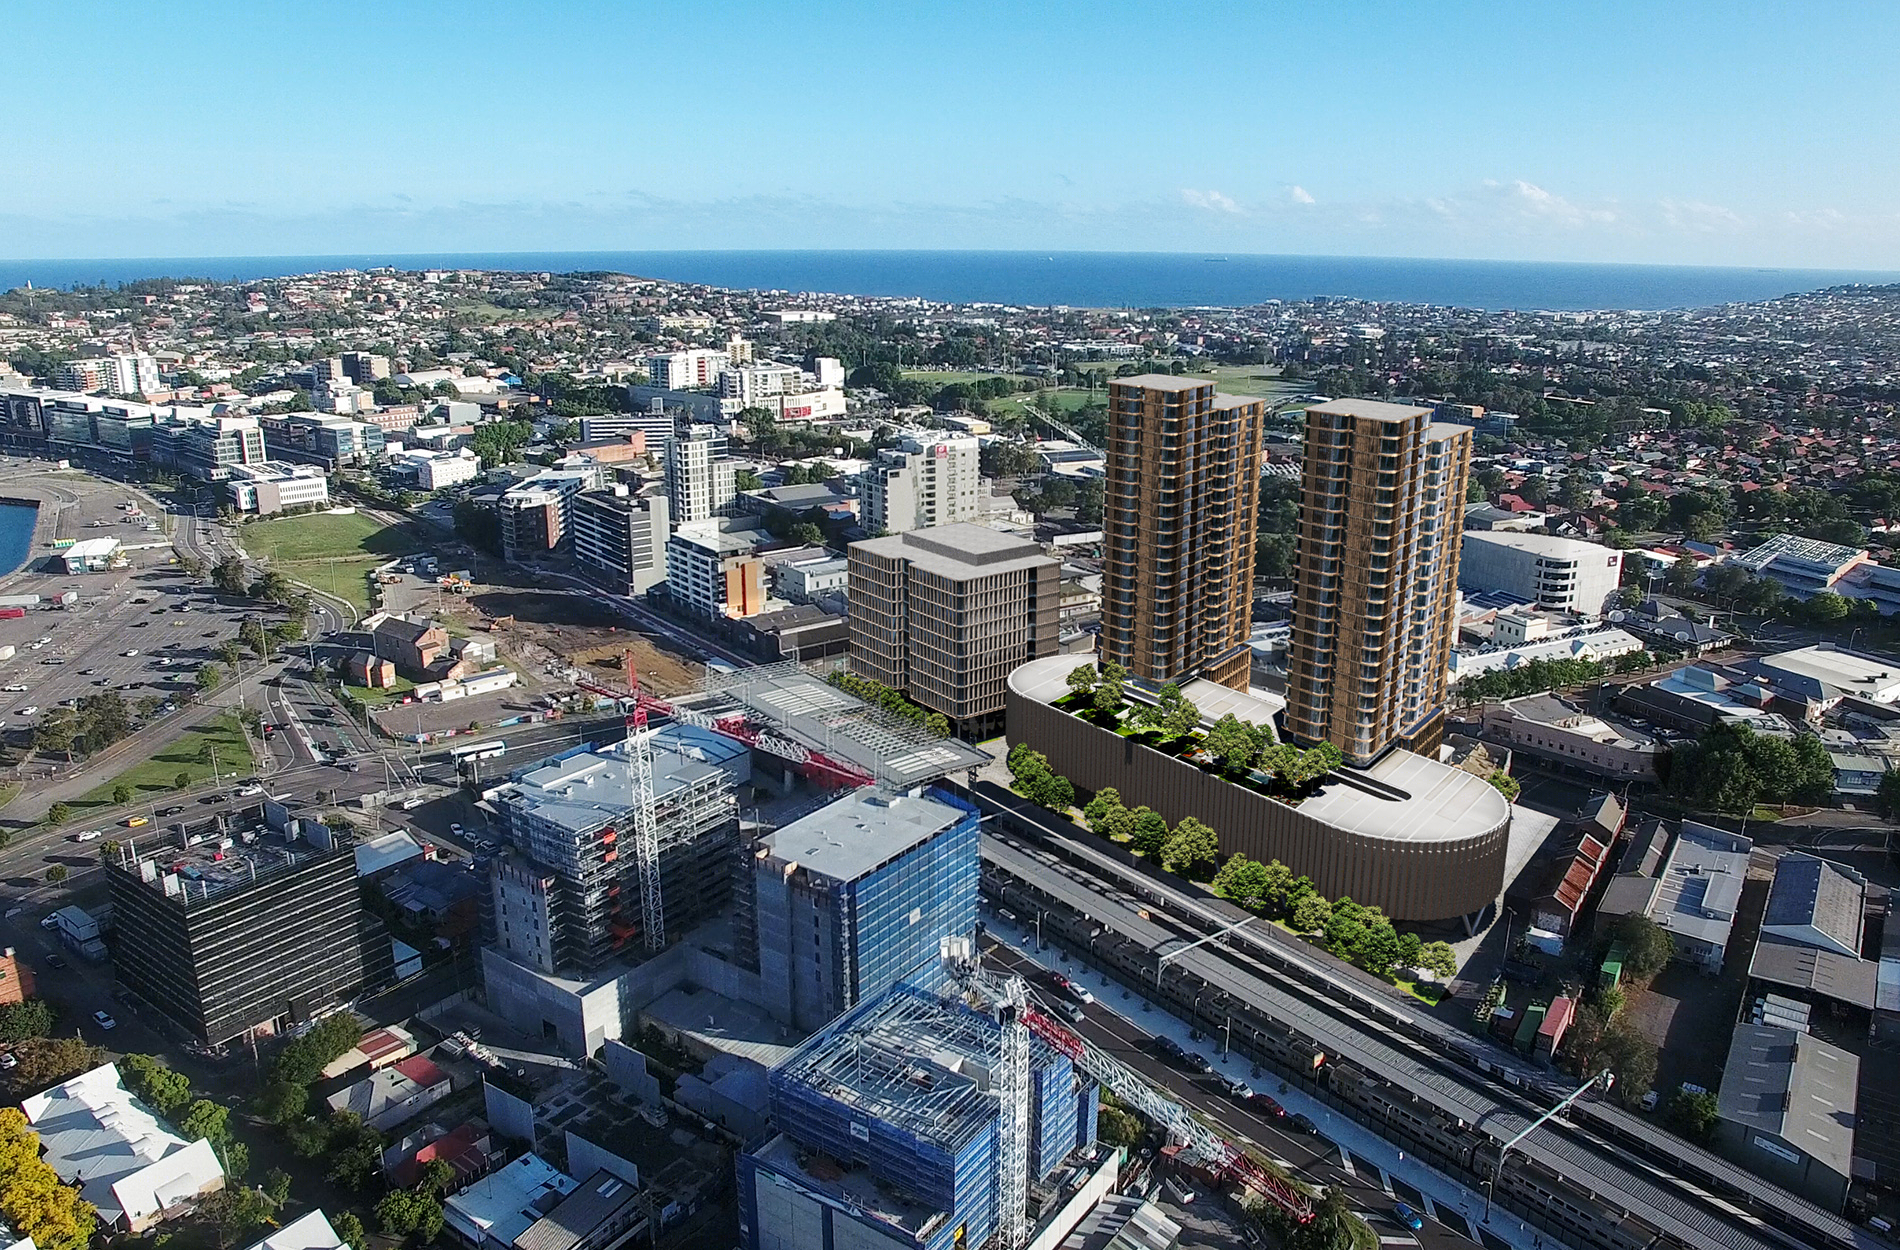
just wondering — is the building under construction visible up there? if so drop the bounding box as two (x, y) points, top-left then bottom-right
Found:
(485, 723), (748, 975)
(739, 982), (1099, 1250)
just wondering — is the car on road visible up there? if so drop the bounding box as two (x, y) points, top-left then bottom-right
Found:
(1153, 1037), (1189, 1063)
(72, 830), (102, 842)
(476, 837), (498, 852)
(1219, 1076), (1255, 1100)
(1053, 999), (1086, 1023)
(0, 685), (24, 693)
(40, 657), (64, 665)
(15, 707), (37, 716)
(38, 916), (58, 931)
(91, 1011), (116, 1031)
(1289, 1113), (1319, 1135)
(449, 823), (464, 837)
(201, 793), (227, 805)
(78, 668), (94, 675)
(236, 784), (262, 797)
(132, 620), (148, 627)
(1392, 1203), (1424, 1232)
(156, 805), (183, 817)
(122, 649), (139, 657)
(123, 815), (148, 828)
(1254, 1094), (1286, 1118)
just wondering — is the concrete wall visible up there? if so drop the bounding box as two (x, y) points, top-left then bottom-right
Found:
(483, 1077), (535, 1144)
(1006, 691), (1508, 921)
(602, 1040), (663, 1105)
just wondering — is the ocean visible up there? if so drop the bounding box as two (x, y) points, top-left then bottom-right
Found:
(1, 250), (1893, 313)
(0, 502), (38, 577)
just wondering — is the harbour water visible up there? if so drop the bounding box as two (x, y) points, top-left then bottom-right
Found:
(1, 250), (1893, 312)
(0, 501), (38, 577)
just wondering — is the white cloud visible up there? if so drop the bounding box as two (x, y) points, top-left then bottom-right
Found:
(1661, 199), (1742, 232)
(1507, 180), (1617, 225)
(1179, 188), (1241, 214)
(1289, 185), (1315, 204)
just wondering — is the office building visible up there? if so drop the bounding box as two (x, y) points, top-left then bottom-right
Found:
(150, 414), (267, 482)
(1285, 399), (1472, 766)
(55, 353), (160, 397)
(225, 462), (332, 515)
(861, 432), (982, 535)
(261, 412), (386, 469)
(1459, 531), (1624, 616)
(341, 351), (391, 384)
(1100, 376), (1265, 691)
(748, 788), (980, 1031)
(666, 519), (767, 619)
(643, 349), (729, 390)
(584, 405), (675, 449)
(571, 487), (670, 596)
(0, 388), (164, 450)
(498, 468), (600, 560)
(486, 725), (747, 973)
(390, 447), (481, 490)
(107, 825), (383, 1045)
(776, 555), (849, 605)
(22, 1063), (226, 1233)
(665, 426), (741, 523)
(740, 982), (1097, 1250)
(848, 523), (1058, 739)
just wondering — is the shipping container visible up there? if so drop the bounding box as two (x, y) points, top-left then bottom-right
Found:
(0, 595), (40, 609)
(0, 607), (27, 620)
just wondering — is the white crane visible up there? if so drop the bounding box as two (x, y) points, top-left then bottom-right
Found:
(942, 939), (1314, 1249)
(622, 653), (664, 951)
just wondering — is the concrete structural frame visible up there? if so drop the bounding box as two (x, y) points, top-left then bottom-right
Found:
(1007, 653), (1508, 922)
(847, 523), (1059, 738)
(1100, 376), (1265, 691)
(1286, 399), (1473, 767)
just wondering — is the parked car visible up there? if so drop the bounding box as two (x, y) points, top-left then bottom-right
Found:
(1054, 1000), (1086, 1024)
(92, 1011), (116, 1031)
(0, 1053), (16, 1070)
(1290, 1113), (1319, 1135)
(38, 915), (58, 931)
(1393, 1203), (1424, 1232)
(1219, 1076), (1255, 1101)
(1255, 1094), (1286, 1118)
(44, 955), (66, 971)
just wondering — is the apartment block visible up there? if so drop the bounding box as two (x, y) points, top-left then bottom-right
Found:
(1285, 399), (1472, 766)
(847, 522), (1058, 739)
(665, 426), (740, 523)
(666, 519), (767, 619)
(572, 486), (670, 596)
(861, 432), (981, 534)
(644, 349), (729, 390)
(56, 352), (160, 396)
(1100, 376), (1265, 690)
(498, 468), (600, 560)
(340, 351), (391, 383)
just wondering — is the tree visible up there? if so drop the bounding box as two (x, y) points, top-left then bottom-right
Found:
(174, 771), (192, 790)
(1092, 661), (1126, 716)
(42, 866), (66, 886)
(453, 498), (502, 555)
(375, 1189), (445, 1243)
(263, 1168), (293, 1206)
(1416, 940), (1459, 979)
(212, 555), (249, 597)
(1064, 664), (1098, 702)
(179, 1099), (231, 1146)
(202, 1185), (274, 1250)
(120, 1054), (193, 1117)
(10, 1037), (102, 1092)
(1083, 787), (1130, 840)
(0, 1000), (56, 1044)
(32, 710), (78, 761)
(1610, 913), (1673, 981)
(1160, 816), (1219, 876)
(1094, 1105), (1144, 1150)
(273, 1013), (364, 1085)
(1203, 714), (1259, 772)
(1879, 769), (1900, 821)
(112, 784), (133, 806)
(1359, 918), (1403, 977)
(417, 1157), (458, 1198)
(251, 1077), (307, 1124)
(1129, 807), (1170, 859)
(331, 1211), (368, 1250)
(43, 802), (71, 827)
(1488, 771), (1521, 801)
(239, 617), (272, 660)
(0, 1108), (98, 1250)
(1153, 683), (1200, 737)
(197, 662), (224, 693)
(1212, 855), (1272, 910)
(1025, 770), (1075, 812)
(733, 468), (764, 491)
(1290, 893), (1333, 934)
(1396, 931), (1424, 973)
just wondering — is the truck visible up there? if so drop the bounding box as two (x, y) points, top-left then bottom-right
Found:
(0, 607), (26, 621)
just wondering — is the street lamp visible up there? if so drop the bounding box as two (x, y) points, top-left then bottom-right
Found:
(1484, 1069), (1615, 1221)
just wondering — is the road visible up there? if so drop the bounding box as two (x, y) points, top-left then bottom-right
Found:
(985, 939), (1449, 1250)
(172, 507), (354, 633)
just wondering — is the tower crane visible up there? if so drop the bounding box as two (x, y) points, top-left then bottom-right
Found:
(942, 939), (1314, 1249)
(620, 653), (664, 951)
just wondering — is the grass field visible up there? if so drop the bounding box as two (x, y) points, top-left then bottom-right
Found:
(245, 511), (412, 563)
(78, 713), (256, 810)
(901, 370), (1035, 387)
(343, 675), (418, 704)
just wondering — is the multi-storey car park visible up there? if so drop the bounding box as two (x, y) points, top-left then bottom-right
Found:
(961, 781), (1879, 1250)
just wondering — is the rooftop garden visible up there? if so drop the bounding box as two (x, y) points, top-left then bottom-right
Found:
(1050, 661), (1343, 806)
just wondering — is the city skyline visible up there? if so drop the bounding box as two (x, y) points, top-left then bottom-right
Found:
(8, 2), (1900, 268)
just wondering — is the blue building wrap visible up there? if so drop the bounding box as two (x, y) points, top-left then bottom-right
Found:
(841, 794), (980, 1003)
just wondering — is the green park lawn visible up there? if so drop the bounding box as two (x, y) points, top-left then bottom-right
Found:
(342, 674), (417, 704)
(75, 713), (256, 810)
(244, 511), (411, 563)
(901, 369), (1034, 387)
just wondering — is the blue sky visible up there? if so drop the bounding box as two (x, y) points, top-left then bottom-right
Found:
(7, 0), (1898, 266)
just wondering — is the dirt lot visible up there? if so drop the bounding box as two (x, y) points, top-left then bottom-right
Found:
(470, 589), (700, 696)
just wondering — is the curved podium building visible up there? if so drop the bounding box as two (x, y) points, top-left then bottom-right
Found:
(1006, 654), (1508, 923)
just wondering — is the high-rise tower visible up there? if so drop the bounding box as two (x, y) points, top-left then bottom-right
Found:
(1101, 375), (1265, 691)
(1284, 399), (1471, 767)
